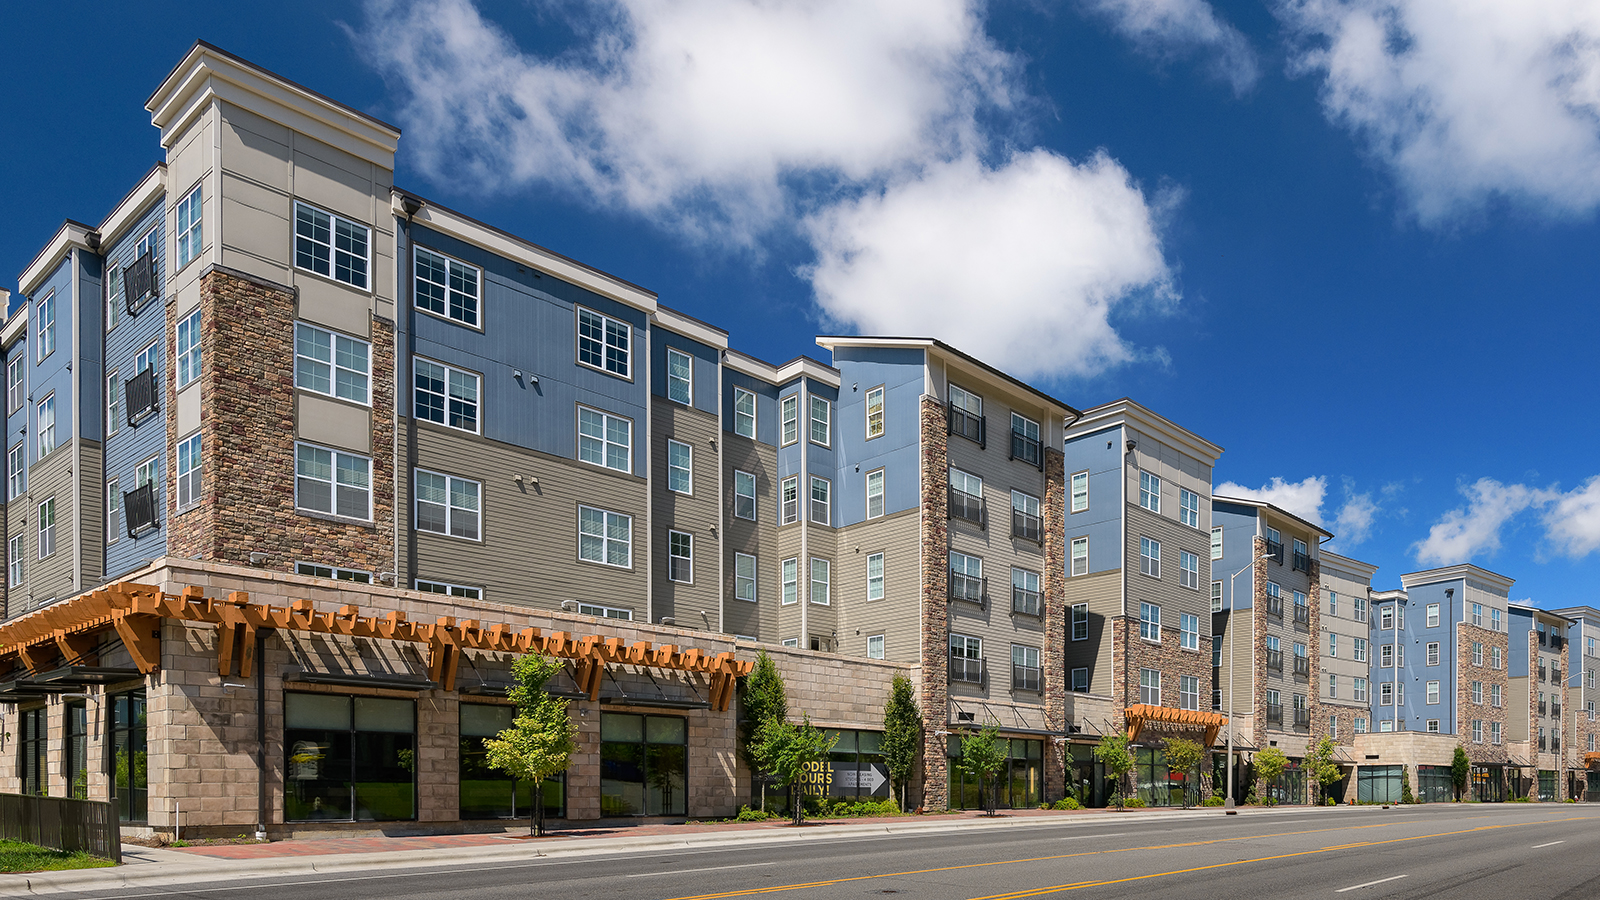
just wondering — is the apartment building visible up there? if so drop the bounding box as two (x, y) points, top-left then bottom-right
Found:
(1506, 603), (1573, 800)
(1550, 605), (1600, 799)
(1319, 553), (1374, 752)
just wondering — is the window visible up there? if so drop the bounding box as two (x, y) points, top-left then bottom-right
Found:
(1072, 668), (1089, 692)
(284, 693), (414, 822)
(1328, 673), (1338, 698)
(810, 558), (830, 605)
(1491, 721), (1502, 744)
(1471, 681), (1483, 704)
(1380, 606), (1394, 630)
(1380, 644), (1394, 668)
(1328, 591), (1338, 617)
(177, 185), (203, 269)
(135, 456), (157, 489)
(668, 530), (693, 583)
(37, 498), (56, 558)
(1426, 719), (1440, 734)
(1140, 602), (1161, 642)
(37, 394), (55, 458)
(1353, 678), (1368, 702)
(781, 558), (798, 605)
(416, 580), (482, 600)
(947, 384), (984, 445)
(414, 469), (481, 540)
(1329, 633), (1339, 657)
(1590, 636), (1597, 657)
(1380, 682), (1393, 706)
(415, 359), (480, 434)
(1214, 638), (1222, 668)
(667, 440), (692, 494)
(578, 406), (631, 473)
(19, 707), (47, 797)
(37, 292), (56, 361)
(950, 634), (983, 683)
(1012, 568), (1040, 615)
(1491, 608), (1502, 632)
(175, 433), (201, 509)
(296, 562), (372, 583)
(1071, 537), (1088, 576)
(413, 245), (480, 326)
(1353, 637), (1368, 662)
(1472, 642), (1483, 665)
(294, 202), (370, 289)
(1012, 645), (1041, 692)
(1354, 596), (1368, 623)
(1472, 719), (1483, 743)
(1355, 717), (1368, 734)
(1426, 681), (1440, 705)
(866, 386), (885, 439)
(8, 533), (22, 586)
(107, 371), (124, 436)
(175, 308), (202, 388)
(1140, 536), (1160, 578)
(810, 476), (831, 524)
(1139, 471), (1161, 512)
(1590, 669), (1597, 690)
(728, 552), (757, 602)
(7, 357), (23, 413)
(1472, 603), (1483, 627)
(867, 553), (885, 601)
(733, 387), (756, 438)
(1140, 668), (1161, 705)
(1163, 673), (1194, 710)
(781, 638), (798, 648)
(949, 468), (984, 526)
(1210, 525), (1223, 560)
(810, 395), (831, 445)
(1010, 413), (1042, 467)
(866, 469), (885, 519)
(950, 552), (984, 604)
(1292, 538), (1309, 572)
(295, 443), (371, 520)
(578, 506), (632, 567)
(733, 470), (756, 520)
(1181, 613), (1200, 651)
(1071, 471), (1088, 512)
(107, 479), (122, 543)
(8, 443), (23, 499)
(867, 635), (886, 660)
(666, 348), (693, 405)
(1426, 642), (1440, 666)
(295, 323), (370, 404)
(1011, 490), (1041, 541)
(1179, 489), (1200, 528)
(1211, 581), (1223, 613)
(1426, 603), (1440, 628)
(576, 307), (630, 378)
(1179, 550), (1199, 589)
(1491, 647), (1503, 670)
(780, 395), (799, 445)
(1590, 699), (1597, 721)
(780, 475), (799, 525)
(1293, 590), (1308, 622)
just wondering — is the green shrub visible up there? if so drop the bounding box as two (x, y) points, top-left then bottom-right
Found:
(1051, 797), (1082, 810)
(735, 805), (773, 822)
(1123, 797), (1146, 808)
(1202, 795), (1224, 807)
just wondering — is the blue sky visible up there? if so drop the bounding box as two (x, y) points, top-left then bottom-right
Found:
(4, 0), (1599, 606)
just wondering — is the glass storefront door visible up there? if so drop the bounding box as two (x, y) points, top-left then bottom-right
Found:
(600, 713), (687, 816)
(458, 703), (565, 820)
(285, 693), (416, 821)
(947, 737), (1042, 809)
(110, 691), (147, 821)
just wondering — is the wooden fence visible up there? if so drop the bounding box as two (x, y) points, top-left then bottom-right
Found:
(0, 792), (121, 862)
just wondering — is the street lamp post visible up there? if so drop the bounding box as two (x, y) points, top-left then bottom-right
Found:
(1226, 551), (1274, 814)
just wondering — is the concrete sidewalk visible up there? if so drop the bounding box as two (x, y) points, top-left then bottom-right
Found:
(1, 804), (1369, 895)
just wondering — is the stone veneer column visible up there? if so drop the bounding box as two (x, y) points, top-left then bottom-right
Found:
(1251, 540), (1270, 750)
(1306, 561), (1323, 749)
(416, 692), (460, 823)
(1457, 621), (1509, 768)
(918, 396), (950, 811)
(168, 267), (395, 574)
(567, 704), (602, 819)
(1042, 446), (1067, 802)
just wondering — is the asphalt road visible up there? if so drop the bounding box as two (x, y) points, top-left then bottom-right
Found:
(44, 804), (1600, 900)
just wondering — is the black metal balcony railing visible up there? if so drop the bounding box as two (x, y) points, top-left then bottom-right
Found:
(123, 482), (158, 537)
(1266, 597), (1284, 619)
(1265, 704), (1283, 725)
(1265, 540), (1284, 564)
(1294, 604), (1310, 625)
(949, 488), (985, 527)
(1539, 666), (1548, 682)
(948, 404), (986, 448)
(1012, 665), (1041, 693)
(1266, 650), (1283, 672)
(1010, 431), (1043, 470)
(1539, 701), (1548, 716)
(1012, 586), (1041, 617)
(1552, 704), (1562, 719)
(1012, 509), (1041, 543)
(949, 572), (987, 607)
(1538, 736), (1548, 752)
(1293, 708), (1310, 727)
(125, 368), (157, 426)
(1551, 635), (1565, 650)
(123, 250), (156, 314)
(950, 655), (985, 685)
(1293, 656), (1310, 676)
(1292, 550), (1311, 573)
(1539, 632), (1549, 646)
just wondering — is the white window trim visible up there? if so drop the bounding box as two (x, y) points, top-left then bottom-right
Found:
(810, 475), (831, 525)
(1071, 603), (1089, 641)
(865, 385), (885, 440)
(865, 468), (886, 520)
(732, 386), (756, 438)
(867, 634), (886, 660)
(36, 292), (56, 361)
(175, 432), (202, 511)
(668, 529), (694, 584)
(106, 478), (122, 544)
(780, 395), (799, 446)
(575, 305), (632, 380)
(295, 321), (372, 406)
(809, 557), (830, 605)
(666, 347), (693, 406)
(667, 439), (694, 495)
(293, 200), (370, 290)
(1070, 536), (1088, 577)
(781, 557), (798, 605)
(866, 552), (886, 601)
(106, 370), (123, 437)
(577, 404), (632, 474)
(809, 395), (831, 447)
(734, 552), (757, 602)
(175, 185), (203, 271)
(415, 357), (482, 435)
(37, 393), (56, 459)
(413, 468), (483, 542)
(293, 441), (373, 521)
(175, 308), (202, 389)
(37, 497), (56, 559)
(733, 469), (757, 521)
(415, 579), (483, 600)
(295, 561), (372, 583)
(577, 505), (633, 569)
(412, 244), (483, 329)
(1070, 471), (1089, 513)
(780, 475), (799, 526)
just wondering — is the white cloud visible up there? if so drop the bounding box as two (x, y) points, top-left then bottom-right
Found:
(1543, 476), (1600, 559)
(1215, 476), (1328, 525)
(1277, 0), (1600, 225)
(804, 149), (1175, 380)
(1412, 478), (1558, 565)
(1331, 490), (1379, 546)
(1081, 0), (1260, 94)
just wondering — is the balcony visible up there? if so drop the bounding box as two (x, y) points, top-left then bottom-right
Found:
(1293, 708), (1310, 728)
(1539, 631), (1548, 647)
(950, 655), (986, 685)
(949, 488), (985, 527)
(122, 249), (157, 314)
(1266, 650), (1283, 672)
(1266, 596), (1284, 619)
(1551, 635), (1566, 650)
(1012, 586), (1041, 617)
(1539, 666), (1548, 682)
(1012, 664), (1041, 693)
(1265, 539), (1284, 564)
(1265, 704), (1283, 726)
(1293, 656), (1310, 677)
(1552, 704), (1563, 719)
(1539, 700), (1548, 716)
(1012, 509), (1041, 543)
(949, 572), (987, 607)
(123, 482), (158, 537)
(948, 404), (986, 447)
(126, 368), (158, 426)
(1009, 430), (1043, 470)
(1294, 603), (1310, 625)
(1292, 550), (1311, 573)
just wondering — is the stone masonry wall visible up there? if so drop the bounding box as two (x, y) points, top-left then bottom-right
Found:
(1112, 617), (1213, 729)
(1457, 621), (1509, 765)
(1042, 445), (1067, 801)
(918, 396), (950, 810)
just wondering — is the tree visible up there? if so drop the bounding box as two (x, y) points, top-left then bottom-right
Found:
(485, 654), (577, 836)
(1451, 746), (1471, 802)
(957, 726), (1008, 816)
(1307, 737), (1342, 805)
(880, 675), (921, 811)
(740, 650), (788, 810)
(1162, 739), (1205, 809)
(1400, 765), (1416, 804)
(754, 712), (838, 825)
(1253, 747), (1288, 806)
(1094, 733), (1135, 810)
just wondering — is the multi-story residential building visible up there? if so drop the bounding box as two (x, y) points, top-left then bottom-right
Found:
(1507, 603), (1573, 800)
(1318, 552), (1375, 777)
(1212, 496), (1327, 802)
(1550, 604), (1600, 799)
(1061, 399), (1226, 806)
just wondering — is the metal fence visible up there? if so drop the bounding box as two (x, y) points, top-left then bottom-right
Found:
(0, 792), (121, 863)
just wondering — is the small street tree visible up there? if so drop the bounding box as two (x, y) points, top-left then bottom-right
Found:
(880, 674), (921, 811)
(485, 654), (576, 836)
(1253, 747), (1288, 806)
(754, 713), (838, 825)
(1451, 746), (1471, 802)
(1162, 738), (1204, 809)
(957, 726), (1008, 816)
(740, 650), (788, 810)
(1307, 736), (1342, 805)
(1094, 733), (1135, 810)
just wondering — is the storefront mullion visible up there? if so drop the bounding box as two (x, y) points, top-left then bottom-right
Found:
(285, 692), (416, 822)
(459, 703), (565, 820)
(947, 736), (1043, 810)
(599, 713), (686, 816)
(109, 691), (147, 821)
(19, 707), (46, 797)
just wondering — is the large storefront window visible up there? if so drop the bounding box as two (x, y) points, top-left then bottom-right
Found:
(1070, 743), (1108, 808)
(1538, 770), (1557, 802)
(1471, 765), (1504, 802)
(600, 713), (687, 817)
(19, 707), (46, 796)
(459, 704), (565, 820)
(1261, 759), (1305, 805)
(1357, 765), (1402, 803)
(823, 730), (889, 802)
(948, 736), (1042, 810)
(285, 693), (416, 822)
(110, 691), (147, 821)
(66, 701), (88, 799)
(1416, 765), (1453, 802)
(1131, 747), (1208, 807)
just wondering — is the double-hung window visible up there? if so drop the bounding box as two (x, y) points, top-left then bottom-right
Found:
(1426, 603), (1440, 628)
(866, 469), (885, 519)
(947, 384), (983, 445)
(1491, 646), (1503, 670)
(1071, 603), (1088, 641)
(810, 558), (830, 605)
(1179, 489), (1199, 528)
(294, 202), (368, 288)
(417, 580), (482, 600)
(1070, 537), (1088, 576)
(1139, 536), (1160, 578)
(295, 443), (371, 520)
(578, 506), (631, 567)
(668, 531), (693, 583)
(1012, 568), (1040, 615)
(1011, 645), (1041, 692)
(1353, 677), (1368, 702)
(1179, 550), (1199, 589)
(8, 444), (24, 499)
(413, 246), (480, 326)
(107, 479), (122, 543)
(1426, 681), (1440, 705)
(108, 372), (124, 436)
(950, 634), (982, 683)
(1491, 608), (1502, 631)
(295, 323), (370, 403)
(1211, 580), (1223, 613)
(780, 395), (798, 445)
(950, 552), (984, 604)
(781, 558), (798, 605)
(810, 396), (830, 445)
(415, 359), (480, 433)
(780, 476), (798, 525)
(1472, 641), (1483, 665)
(733, 387), (756, 438)
(414, 469), (482, 540)
(666, 348), (693, 405)
(1010, 413), (1041, 467)
(1471, 603), (1483, 627)
(867, 635), (886, 660)
(578, 406), (630, 473)
(1329, 633), (1339, 657)
(37, 498), (56, 558)
(734, 552), (757, 601)
(866, 553), (885, 601)
(810, 476), (831, 524)
(1140, 668), (1161, 705)
(1071, 471), (1088, 512)
(176, 433), (202, 509)
(866, 386), (885, 439)
(576, 307), (630, 378)
(1426, 642), (1440, 666)
(1179, 674), (1200, 710)
(1012, 490), (1041, 541)
(37, 395), (56, 458)
(1181, 613), (1200, 651)
(38, 292), (56, 360)
(1139, 471), (1160, 512)
(667, 440), (692, 493)
(7, 357), (23, 413)
(175, 309), (202, 388)
(1471, 681), (1484, 704)
(1140, 602), (1161, 642)
(8, 534), (22, 586)
(176, 185), (203, 269)
(1210, 525), (1223, 559)
(949, 468), (983, 525)
(733, 470), (756, 520)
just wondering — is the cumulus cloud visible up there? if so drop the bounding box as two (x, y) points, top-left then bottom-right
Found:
(1332, 489), (1379, 546)
(804, 149), (1175, 380)
(1080, 0), (1260, 94)
(1412, 478), (1558, 565)
(1215, 476), (1328, 525)
(1543, 476), (1600, 559)
(1277, 0), (1600, 226)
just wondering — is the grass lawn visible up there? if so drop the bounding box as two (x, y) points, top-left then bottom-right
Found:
(0, 839), (117, 873)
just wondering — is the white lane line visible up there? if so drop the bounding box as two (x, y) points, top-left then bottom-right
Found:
(628, 862), (775, 878)
(1532, 840), (1565, 849)
(1336, 874), (1408, 893)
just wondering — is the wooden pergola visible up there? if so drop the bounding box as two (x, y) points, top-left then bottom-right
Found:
(0, 583), (752, 710)
(1122, 703), (1228, 748)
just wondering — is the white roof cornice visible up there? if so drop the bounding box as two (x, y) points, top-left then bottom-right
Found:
(97, 165), (167, 248)
(1069, 397), (1224, 465)
(1400, 564), (1515, 594)
(19, 221), (94, 297)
